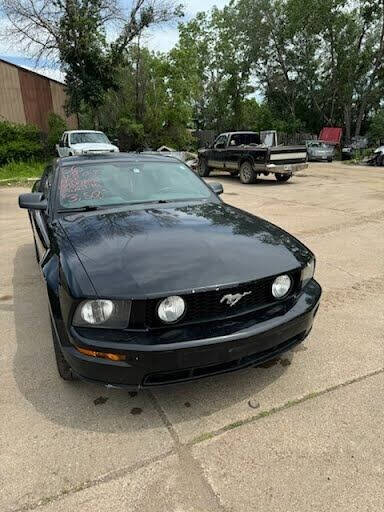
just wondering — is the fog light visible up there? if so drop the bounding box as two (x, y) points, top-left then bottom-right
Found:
(272, 275), (292, 299)
(157, 296), (186, 323)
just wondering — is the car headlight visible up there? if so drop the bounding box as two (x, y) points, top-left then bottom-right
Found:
(272, 275), (292, 299)
(157, 296), (186, 324)
(73, 300), (131, 329)
(301, 258), (315, 288)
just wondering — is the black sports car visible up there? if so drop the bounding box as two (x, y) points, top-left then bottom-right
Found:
(19, 153), (321, 388)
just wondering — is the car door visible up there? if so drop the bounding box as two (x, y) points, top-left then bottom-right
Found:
(58, 133), (70, 157)
(225, 134), (243, 172)
(208, 135), (228, 169)
(30, 165), (53, 264)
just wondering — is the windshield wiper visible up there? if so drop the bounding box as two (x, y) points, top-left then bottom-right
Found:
(58, 205), (102, 213)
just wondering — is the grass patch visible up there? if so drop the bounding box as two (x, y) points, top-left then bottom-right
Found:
(0, 160), (45, 181)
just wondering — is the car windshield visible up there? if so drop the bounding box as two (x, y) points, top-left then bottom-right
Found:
(308, 142), (331, 149)
(58, 161), (212, 210)
(70, 132), (110, 145)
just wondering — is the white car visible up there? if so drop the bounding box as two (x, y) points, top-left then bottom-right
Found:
(57, 130), (119, 157)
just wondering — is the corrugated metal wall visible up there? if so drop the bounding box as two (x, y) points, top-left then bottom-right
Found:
(18, 68), (53, 132)
(0, 59), (77, 131)
(50, 81), (78, 130)
(0, 61), (26, 124)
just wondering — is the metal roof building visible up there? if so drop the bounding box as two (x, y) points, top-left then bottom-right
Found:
(0, 58), (77, 132)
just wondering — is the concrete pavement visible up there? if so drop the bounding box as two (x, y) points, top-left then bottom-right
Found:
(0, 162), (383, 511)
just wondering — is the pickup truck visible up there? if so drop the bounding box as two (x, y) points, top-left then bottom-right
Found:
(57, 130), (119, 157)
(198, 131), (308, 184)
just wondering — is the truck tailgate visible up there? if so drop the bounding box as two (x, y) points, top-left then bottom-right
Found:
(269, 146), (307, 165)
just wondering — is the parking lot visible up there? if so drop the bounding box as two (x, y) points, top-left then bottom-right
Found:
(1, 161), (383, 512)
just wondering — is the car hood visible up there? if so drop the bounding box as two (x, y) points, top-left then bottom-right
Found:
(71, 143), (119, 152)
(59, 202), (312, 299)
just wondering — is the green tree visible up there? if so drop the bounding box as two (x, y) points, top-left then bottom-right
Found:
(2, 0), (183, 120)
(369, 111), (384, 144)
(46, 113), (67, 154)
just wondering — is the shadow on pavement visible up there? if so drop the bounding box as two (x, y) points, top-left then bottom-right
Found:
(208, 171), (296, 187)
(12, 243), (292, 433)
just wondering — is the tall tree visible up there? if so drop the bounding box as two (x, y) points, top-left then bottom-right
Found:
(1, 0), (183, 117)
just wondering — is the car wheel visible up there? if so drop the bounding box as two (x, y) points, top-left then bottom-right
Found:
(198, 159), (211, 177)
(240, 161), (257, 184)
(50, 317), (78, 381)
(327, 157), (333, 163)
(275, 173), (292, 183)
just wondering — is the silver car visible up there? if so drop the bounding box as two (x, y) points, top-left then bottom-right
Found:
(306, 141), (335, 162)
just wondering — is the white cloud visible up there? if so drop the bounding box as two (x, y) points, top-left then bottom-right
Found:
(185, 0), (230, 15)
(146, 27), (180, 53)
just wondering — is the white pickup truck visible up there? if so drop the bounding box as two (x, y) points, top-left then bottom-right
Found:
(56, 130), (119, 157)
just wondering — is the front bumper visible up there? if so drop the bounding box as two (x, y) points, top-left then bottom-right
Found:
(309, 154), (333, 161)
(59, 280), (321, 389)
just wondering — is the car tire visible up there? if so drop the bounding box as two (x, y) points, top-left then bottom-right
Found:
(50, 317), (78, 381)
(327, 157), (333, 163)
(198, 159), (211, 177)
(275, 173), (292, 183)
(240, 161), (257, 184)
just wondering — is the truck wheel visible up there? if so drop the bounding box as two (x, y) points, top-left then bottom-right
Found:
(275, 173), (292, 183)
(198, 159), (211, 177)
(240, 162), (257, 184)
(50, 317), (78, 381)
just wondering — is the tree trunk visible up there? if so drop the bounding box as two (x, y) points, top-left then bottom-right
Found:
(344, 105), (351, 143)
(355, 100), (366, 137)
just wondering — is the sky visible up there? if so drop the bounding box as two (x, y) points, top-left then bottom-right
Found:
(0, 0), (230, 81)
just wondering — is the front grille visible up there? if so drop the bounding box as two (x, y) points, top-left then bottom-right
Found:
(144, 270), (301, 328)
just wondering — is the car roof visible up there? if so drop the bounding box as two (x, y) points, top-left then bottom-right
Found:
(65, 130), (105, 134)
(221, 131), (258, 137)
(58, 152), (186, 167)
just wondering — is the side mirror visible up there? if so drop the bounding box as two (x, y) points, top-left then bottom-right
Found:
(209, 182), (224, 195)
(19, 193), (48, 210)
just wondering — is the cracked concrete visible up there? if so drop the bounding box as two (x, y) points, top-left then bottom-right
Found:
(1, 162), (383, 511)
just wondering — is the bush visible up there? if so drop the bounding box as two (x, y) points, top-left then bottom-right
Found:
(0, 121), (44, 165)
(47, 113), (67, 154)
(368, 111), (384, 146)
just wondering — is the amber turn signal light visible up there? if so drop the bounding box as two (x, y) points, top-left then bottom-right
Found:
(75, 346), (126, 362)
